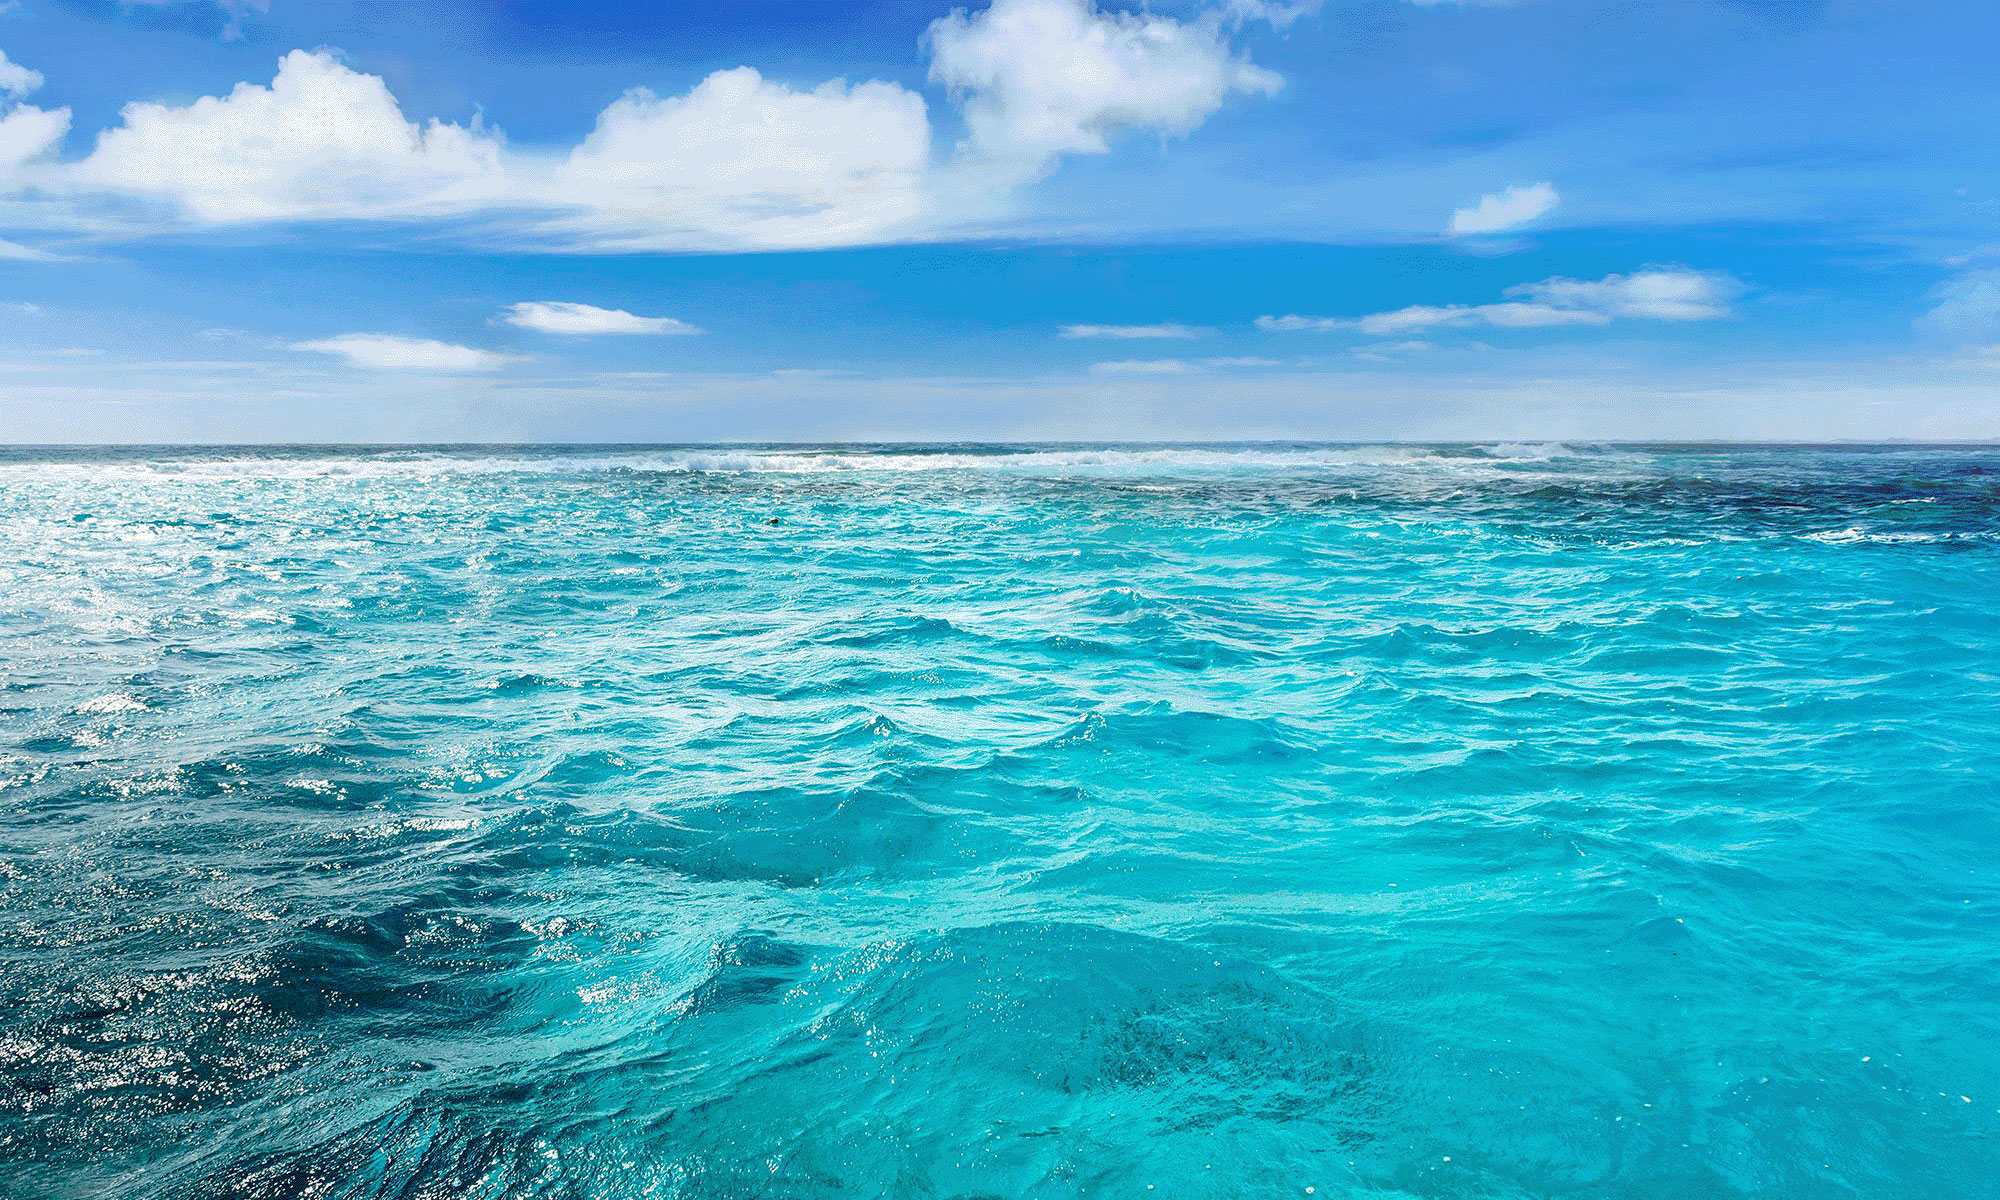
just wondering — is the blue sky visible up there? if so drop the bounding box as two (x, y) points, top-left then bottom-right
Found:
(1, 0), (1997, 441)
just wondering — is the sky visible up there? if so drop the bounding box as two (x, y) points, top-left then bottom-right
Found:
(1, 0), (1998, 442)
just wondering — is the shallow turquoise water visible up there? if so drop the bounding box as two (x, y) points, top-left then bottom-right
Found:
(1, 443), (1996, 1199)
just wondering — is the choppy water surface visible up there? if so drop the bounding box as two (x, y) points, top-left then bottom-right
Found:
(2, 443), (1997, 1199)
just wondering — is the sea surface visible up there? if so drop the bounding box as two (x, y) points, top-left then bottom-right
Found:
(1, 443), (1996, 1199)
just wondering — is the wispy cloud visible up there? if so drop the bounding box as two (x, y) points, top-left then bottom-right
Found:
(1915, 268), (2000, 345)
(1448, 181), (1558, 236)
(0, 237), (62, 261)
(1089, 358), (1196, 374)
(122, 0), (270, 42)
(1060, 322), (1209, 339)
(1259, 268), (1738, 335)
(503, 301), (702, 336)
(1350, 340), (1434, 360)
(292, 334), (524, 372)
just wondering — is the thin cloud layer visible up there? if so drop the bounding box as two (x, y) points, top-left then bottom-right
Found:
(1914, 269), (2000, 345)
(1089, 357), (1196, 374)
(1060, 322), (1209, 339)
(293, 334), (524, 371)
(1259, 268), (1738, 335)
(124, 0), (271, 42)
(503, 302), (703, 336)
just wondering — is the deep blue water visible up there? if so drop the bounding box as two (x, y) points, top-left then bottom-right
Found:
(1, 443), (1996, 1199)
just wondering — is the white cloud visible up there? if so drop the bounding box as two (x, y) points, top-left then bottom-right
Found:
(1060, 321), (1207, 339)
(503, 301), (701, 336)
(0, 236), (58, 260)
(1255, 313), (1340, 333)
(1350, 339), (1434, 360)
(1348, 301), (1607, 335)
(1220, 1), (1323, 29)
(71, 50), (503, 223)
(293, 334), (523, 372)
(1259, 268), (1737, 335)
(1448, 181), (1558, 236)
(926, 0), (1282, 183)
(0, 49), (43, 99)
(547, 67), (932, 251)
(0, 103), (70, 175)
(47, 53), (933, 250)
(3, 3), (1286, 252)
(1508, 269), (1734, 320)
(1205, 355), (1284, 366)
(1089, 357), (1195, 374)
(3, 299), (40, 315)
(0, 50), (68, 182)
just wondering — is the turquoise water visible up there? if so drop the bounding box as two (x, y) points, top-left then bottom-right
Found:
(2, 443), (1996, 1199)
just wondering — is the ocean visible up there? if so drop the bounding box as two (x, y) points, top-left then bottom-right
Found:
(1, 443), (1995, 1198)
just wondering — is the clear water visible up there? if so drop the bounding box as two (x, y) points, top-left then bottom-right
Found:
(1, 443), (1996, 1199)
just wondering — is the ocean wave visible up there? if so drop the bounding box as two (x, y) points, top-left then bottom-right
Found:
(0, 442), (1597, 480)
(1804, 526), (1997, 545)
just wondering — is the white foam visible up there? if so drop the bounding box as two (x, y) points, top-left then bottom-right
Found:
(74, 692), (148, 714)
(1805, 527), (1985, 545)
(0, 445), (1503, 481)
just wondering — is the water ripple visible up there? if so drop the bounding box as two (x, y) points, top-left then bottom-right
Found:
(1, 444), (1997, 1198)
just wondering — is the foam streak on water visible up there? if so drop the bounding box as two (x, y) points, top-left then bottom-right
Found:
(1, 443), (1996, 1198)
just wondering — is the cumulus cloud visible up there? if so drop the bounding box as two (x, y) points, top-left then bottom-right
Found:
(69, 50), (503, 223)
(503, 301), (701, 336)
(51, 53), (932, 249)
(0, 104), (68, 177)
(1448, 181), (1558, 236)
(0, 50), (69, 181)
(293, 334), (523, 372)
(0, 49), (43, 99)
(1089, 357), (1195, 374)
(1258, 267), (1738, 335)
(926, 0), (1282, 183)
(547, 67), (932, 251)
(2, 2), (1286, 252)
(1060, 321), (1207, 339)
